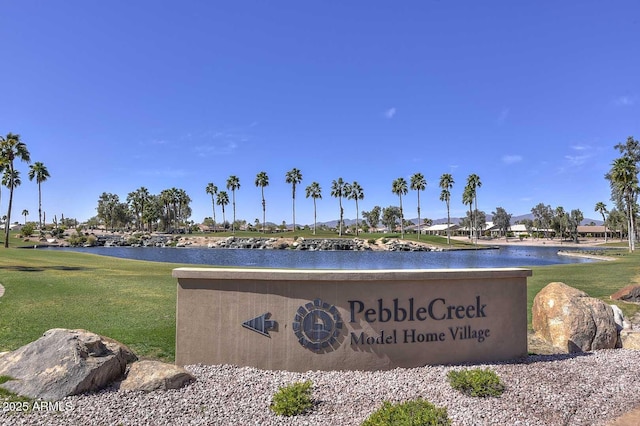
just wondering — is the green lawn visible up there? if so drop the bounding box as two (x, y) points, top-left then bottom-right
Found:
(0, 240), (638, 362)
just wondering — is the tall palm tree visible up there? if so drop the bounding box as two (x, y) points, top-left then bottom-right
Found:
(2, 169), (22, 239)
(216, 191), (230, 230)
(255, 171), (269, 233)
(392, 177), (408, 238)
(410, 173), (427, 240)
(609, 157), (638, 251)
(462, 185), (474, 241)
(594, 202), (609, 243)
(439, 173), (454, 245)
(205, 183), (218, 230)
(305, 181), (322, 235)
(331, 178), (347, 236)
(466, 174), (481, 244)
(347, 181), (364, 236)
(226, 175), (241, 234)
(28, 161), (49, 231)
(1, 133), (31, 248)
(285, 168), (303, 233)
(21, 209), (28, 224)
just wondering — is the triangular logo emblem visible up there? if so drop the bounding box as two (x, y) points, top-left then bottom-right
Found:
(242, 313), (276, 337)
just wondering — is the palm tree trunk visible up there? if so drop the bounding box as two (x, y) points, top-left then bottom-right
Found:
(313, 199), (317, 235)
(417, 192), (421, 240)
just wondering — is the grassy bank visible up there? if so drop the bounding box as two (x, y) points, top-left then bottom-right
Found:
(0, 245), (638, 362)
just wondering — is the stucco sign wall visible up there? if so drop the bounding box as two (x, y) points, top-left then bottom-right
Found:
(173, 267), (531, 371)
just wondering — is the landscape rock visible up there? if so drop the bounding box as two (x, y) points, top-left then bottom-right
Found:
(119, 360), (195, 392)
(611, 285), (640, 303)
(620, 330), (640, 350)
(532, 282), (618, 353)
(0, 328), (137, 400)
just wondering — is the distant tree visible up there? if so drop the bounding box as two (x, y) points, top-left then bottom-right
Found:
(362, 206), (381, 233)
(391, 177), (408, 238)
(462, 186), (474, 241)
(127, 187), (151, 232)
(97, 192), (120, 231)
(594, 202), (608, 243)
(1, 133), (31, 247)
(531, 203), (553, 239)
(205, 183), (218, 229)
(568, 209), (584, 243)
(226, 175), (241, 234)
(305, 181), (322, 235)
(331, 178), (347, 236)
(492, 207), (512, 240)
(216, 191), (229, 230)
(553, 206), (567, 241)
(28, 161), (50, 230)
(255, 171), (269, 233)
(410, 173), (427, 239)
(439, 173), (454, 245)
(607, 155), (638, 251)
(285, 168), (303, 234)
(465, 174), (481, 243)
(347, 181), (364, 236)
(382, 206), (401, 232)
(21, 209), (28, 224)
(607, 208), (626, 241)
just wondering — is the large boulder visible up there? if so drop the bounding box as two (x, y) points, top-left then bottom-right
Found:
(119, 360), (195, 392)
(0, 328), (137, 400)
(532, 282), (618, 353)
(611, 285), (640, 303)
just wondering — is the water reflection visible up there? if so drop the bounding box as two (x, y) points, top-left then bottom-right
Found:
(55, 245), (596, 269)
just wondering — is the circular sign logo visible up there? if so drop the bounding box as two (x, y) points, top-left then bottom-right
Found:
(293, 298), (343, 352)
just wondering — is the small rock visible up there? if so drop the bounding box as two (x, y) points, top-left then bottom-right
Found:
(119, 360), (195, 391)
(620, 330), (640, 350)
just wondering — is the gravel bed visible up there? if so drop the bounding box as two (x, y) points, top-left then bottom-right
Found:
(2, 350), (639, 426)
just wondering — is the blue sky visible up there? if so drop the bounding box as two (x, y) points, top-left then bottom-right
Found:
(1, 1), (639, 226)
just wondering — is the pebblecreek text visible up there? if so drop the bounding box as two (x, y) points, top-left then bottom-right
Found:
(348, 297), (490, 346)
(348, 297), (487, 323)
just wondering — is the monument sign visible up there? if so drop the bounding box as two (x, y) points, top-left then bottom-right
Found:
(173, 267), (531, 371)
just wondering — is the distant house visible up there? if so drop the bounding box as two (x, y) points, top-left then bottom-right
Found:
(422, 223), (460, 236)
(576, 225), (618, 239)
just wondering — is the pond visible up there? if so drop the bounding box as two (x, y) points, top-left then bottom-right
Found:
(54, 245), (599, 269)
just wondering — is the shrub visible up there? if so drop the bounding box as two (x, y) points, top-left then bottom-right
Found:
(447, 368), (505, 397)
(361, 399), (451, 426)
(20, 223), (35, 238)
(269, 380), (313, 416)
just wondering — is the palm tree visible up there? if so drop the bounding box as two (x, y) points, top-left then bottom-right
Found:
(347, 181), (364, 236)
(609, 157), (638, 251)
(216, 191), (230, 230)
(594, 202), (609, 243)
(255, 171), (269, 233)
(1, 133), (31, 248)
(28, 161), (49, 231)
(410, 173), (427, 240)
(466, 174), (481, 244)
(392, 177), (408, 238)
(205, 183), (218, 230)
(285, 168), (303, 233)
(127, 187), (150, 232)
(331, 178), (347, 236)
(439, 173), (454, 245)
(305, 182), (322, 235)
(226, 175), (241, 234)
(21, 209), (28, 224)
(462, 185), (474, 241)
